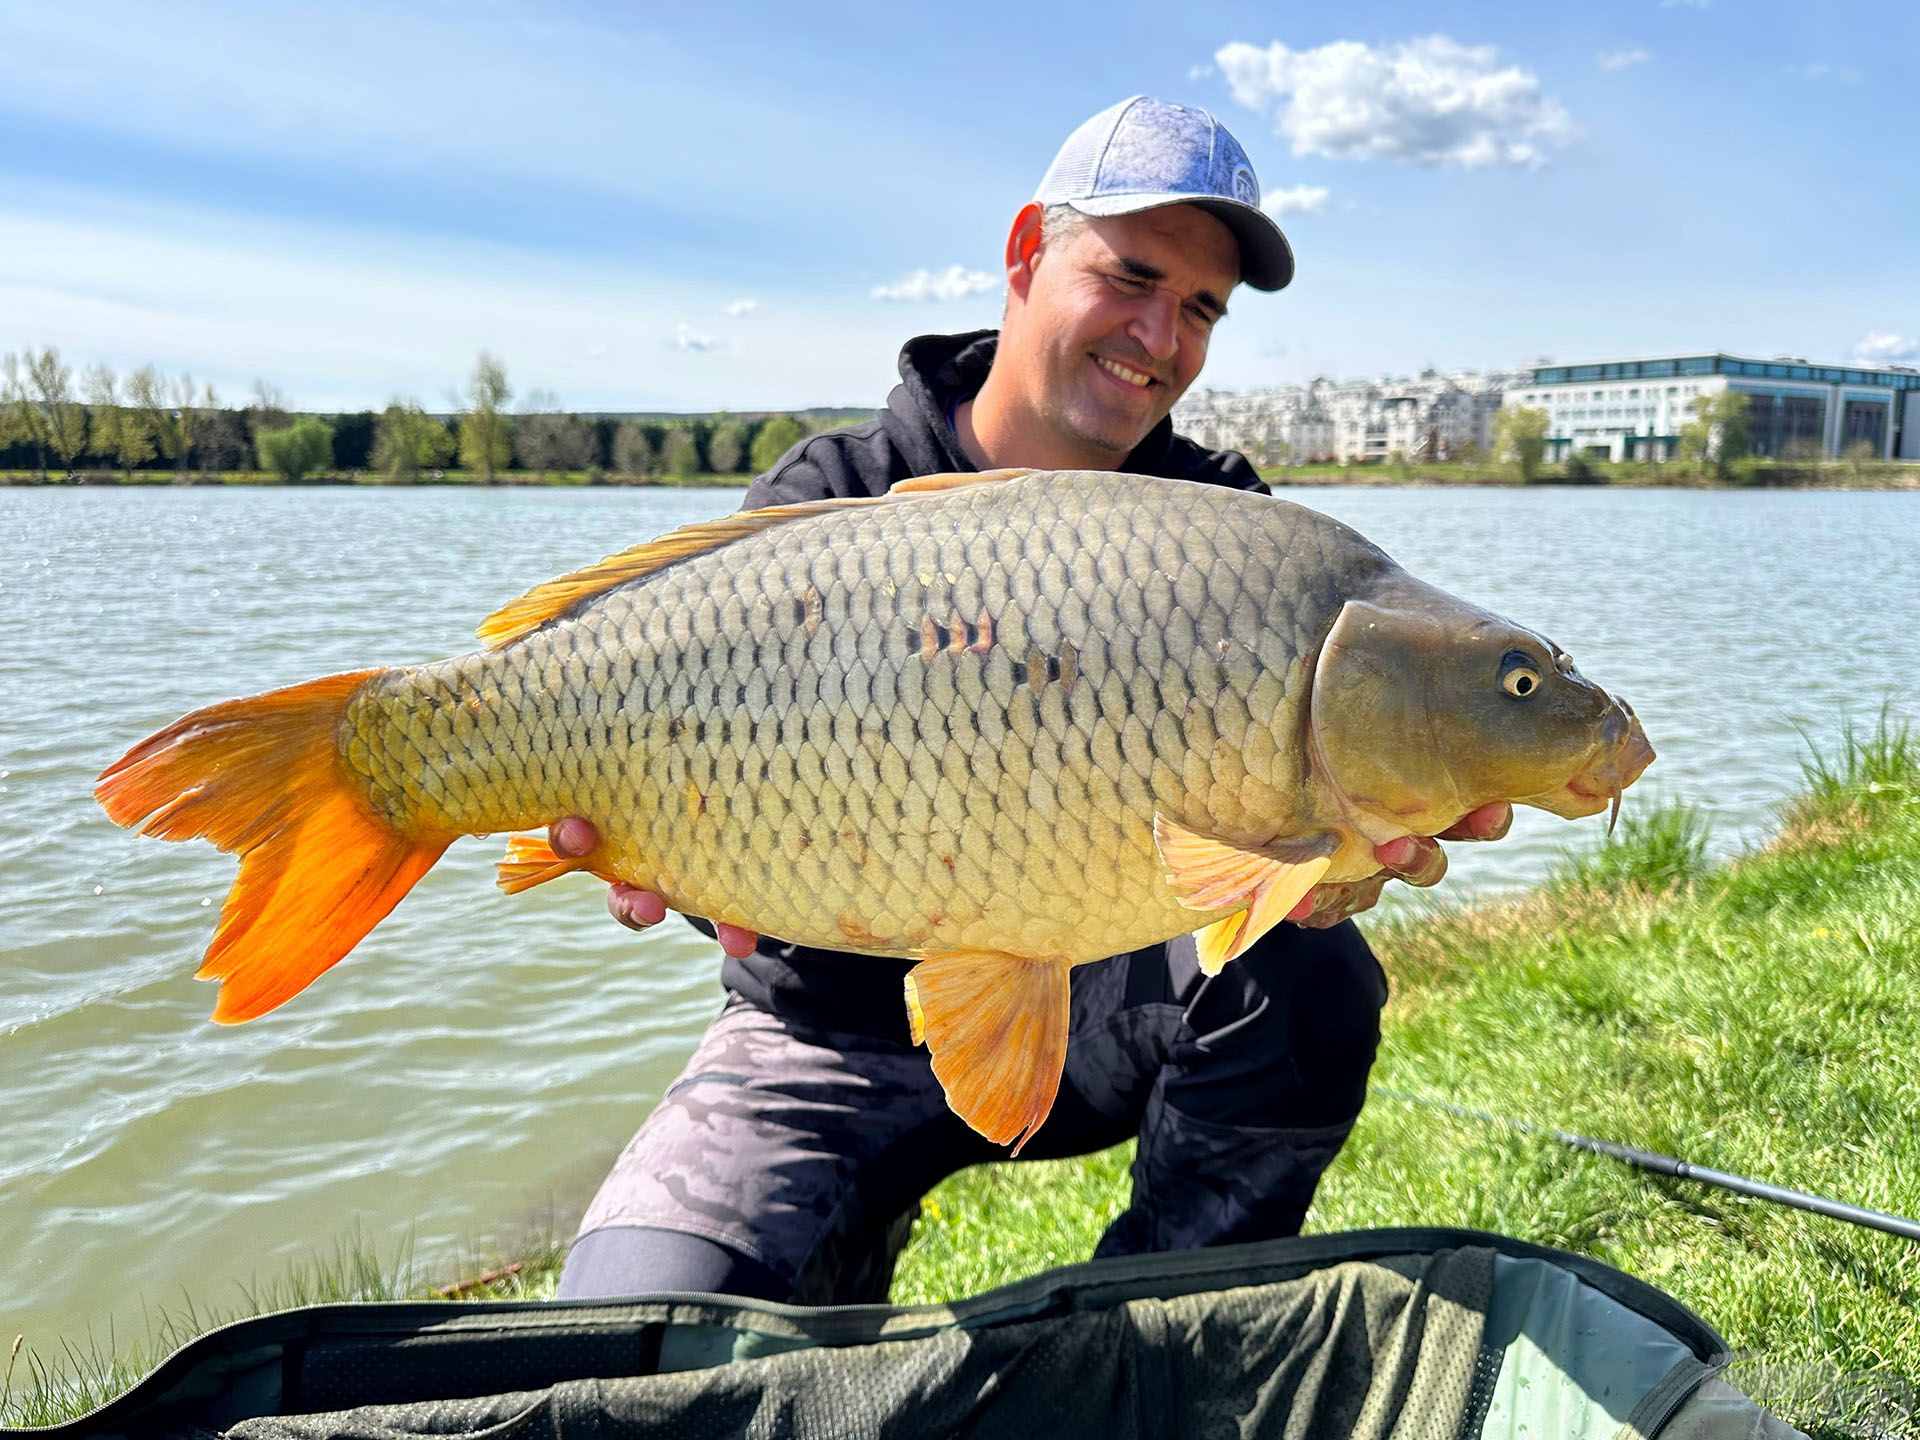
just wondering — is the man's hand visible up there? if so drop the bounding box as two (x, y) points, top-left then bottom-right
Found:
(547, 818), (760, 958)
(1285, 801), (1513, 929)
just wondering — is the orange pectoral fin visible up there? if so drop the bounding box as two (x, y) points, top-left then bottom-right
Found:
(495, 833), (620, 895)
(94, 669), (451, 1022)
(1156, 816), (1338, 976)
(904, 950), (1070, 1155)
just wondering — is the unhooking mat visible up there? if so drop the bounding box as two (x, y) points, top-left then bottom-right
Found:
(9, 1227), (1806, 1439)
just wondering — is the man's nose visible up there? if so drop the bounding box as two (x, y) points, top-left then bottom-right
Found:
(1129, 294), (1180, 362)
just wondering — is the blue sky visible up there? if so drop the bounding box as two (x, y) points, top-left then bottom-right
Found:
(2, 0), (1913, 412)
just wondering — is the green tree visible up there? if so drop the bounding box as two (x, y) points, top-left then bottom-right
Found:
(1678, 389), (1752, 480)
(513, 392), (597, 478)
(661, 426), (702, 479)
(1493, 405), (1549, 482)
(707, 419), (749, 476)
(126, 366), (178, 476)
(749, 414), (807, 473)
(374, 401), (456, 481)
(612, 420), (655, 477)
(458, 352), (513, 480)
(2, 351), (51, 477)
(35, 351), (88, 479)
(256, 416), (335, 483)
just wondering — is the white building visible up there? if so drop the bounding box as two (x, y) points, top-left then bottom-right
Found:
(1175, 368), (1520, 465)
(1507, 354), (1920, 462)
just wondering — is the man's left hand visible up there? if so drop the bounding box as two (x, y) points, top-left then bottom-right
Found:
(1286, 801), (1513, 928)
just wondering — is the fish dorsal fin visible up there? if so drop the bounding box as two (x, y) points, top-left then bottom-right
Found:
(889, 467), (1032, 494)
(477, 470), (1036, 648)
(1154, 816), (1338, 975)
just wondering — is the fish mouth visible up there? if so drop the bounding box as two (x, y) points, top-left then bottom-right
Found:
(1525, 702), (1656, 829)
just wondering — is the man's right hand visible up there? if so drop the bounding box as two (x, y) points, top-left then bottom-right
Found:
(547, 818), (760, 958)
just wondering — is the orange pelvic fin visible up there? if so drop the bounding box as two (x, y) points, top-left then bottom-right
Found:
(904, 949), (1070, 1155)
(495, 833), (619, 894)
(1155, 816), (1338, 976)
(94, 670), (451, 1023)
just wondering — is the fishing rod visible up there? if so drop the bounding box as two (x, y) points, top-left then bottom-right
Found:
(1378, 1088), (1920, 1243)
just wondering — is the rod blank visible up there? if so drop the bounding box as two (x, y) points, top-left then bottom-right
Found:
(1379, 1088), (1920, 1243)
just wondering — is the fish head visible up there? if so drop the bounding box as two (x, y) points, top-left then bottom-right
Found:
(1308, 588), (1654, 836)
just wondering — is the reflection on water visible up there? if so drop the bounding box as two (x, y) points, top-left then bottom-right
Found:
(1, 483), (1914, 1350)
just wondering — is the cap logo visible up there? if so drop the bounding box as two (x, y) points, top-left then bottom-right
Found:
(1231, 165), (1258, 206)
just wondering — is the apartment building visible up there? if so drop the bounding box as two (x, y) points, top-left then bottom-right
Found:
(1174, 369), (1520, 465)
(1509, 354), (1920, 462)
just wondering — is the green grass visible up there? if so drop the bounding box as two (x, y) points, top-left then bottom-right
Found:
(11, 721), (1919, 1434)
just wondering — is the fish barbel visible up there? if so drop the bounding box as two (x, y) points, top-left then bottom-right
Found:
(96, 469), (1653, 1149)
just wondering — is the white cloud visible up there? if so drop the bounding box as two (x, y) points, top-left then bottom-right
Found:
(722, 299), (758, 317)
(1263, 184), (1331, 218)
(870, 265), (999, 303)
(1216, 35), (1575, 169)
(1187, 62), (1215, 80)
(672, 324), (719, 352)
(1855, 332), (1920, 366)
(1597, 48), (1651, 71)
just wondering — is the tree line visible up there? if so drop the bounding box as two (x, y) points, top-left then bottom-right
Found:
(0, 348), (834, 483)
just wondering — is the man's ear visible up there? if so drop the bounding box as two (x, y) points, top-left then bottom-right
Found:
(1004, 202), (1046, 300)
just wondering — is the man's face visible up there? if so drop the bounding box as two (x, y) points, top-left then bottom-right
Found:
(1004, 203), (1240, 465)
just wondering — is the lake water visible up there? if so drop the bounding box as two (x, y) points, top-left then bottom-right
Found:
(3, 482), (1915, 1354)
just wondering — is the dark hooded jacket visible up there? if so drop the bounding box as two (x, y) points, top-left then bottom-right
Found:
(716, 330), (1271, 1041)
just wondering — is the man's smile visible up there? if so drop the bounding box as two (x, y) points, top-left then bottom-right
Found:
(1092, 354), (1158, 391)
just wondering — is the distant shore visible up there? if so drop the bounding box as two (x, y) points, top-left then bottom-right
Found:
(4, 460), (1917, 490)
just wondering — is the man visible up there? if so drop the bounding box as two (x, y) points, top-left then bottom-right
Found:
(551, 96), (1509, 1305)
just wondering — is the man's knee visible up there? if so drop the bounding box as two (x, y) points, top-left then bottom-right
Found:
(556, 1224), (789, 1303)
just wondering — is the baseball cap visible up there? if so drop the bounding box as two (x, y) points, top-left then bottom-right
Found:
(1033, 96), (1295, 291)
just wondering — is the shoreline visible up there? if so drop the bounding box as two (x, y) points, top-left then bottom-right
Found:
(4, 464), (1916, 492)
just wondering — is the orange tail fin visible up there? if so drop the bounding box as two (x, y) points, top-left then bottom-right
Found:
(94, 670), (452, 1023)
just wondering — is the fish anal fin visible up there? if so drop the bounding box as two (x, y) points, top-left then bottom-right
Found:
(889, 468), (1031, 494)
(903, 950), (1069, 1155)
(94, 670), (452, 1023)
(495, 832), (620, 894)
(1156, 816), (1337, 975)
(479, 475), (1032, 649)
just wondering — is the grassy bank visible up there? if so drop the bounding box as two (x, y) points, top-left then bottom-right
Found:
(8, 459), (1920, 490)
(9, 725), (1917, 1433)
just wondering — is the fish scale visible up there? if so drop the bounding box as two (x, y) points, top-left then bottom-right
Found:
(97, 468), (1652, 1147)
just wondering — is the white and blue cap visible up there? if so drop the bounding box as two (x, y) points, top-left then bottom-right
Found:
(1033, 96), (1295, 292)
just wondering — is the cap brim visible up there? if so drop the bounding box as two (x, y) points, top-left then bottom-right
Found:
(1067, 193), (1295, 292)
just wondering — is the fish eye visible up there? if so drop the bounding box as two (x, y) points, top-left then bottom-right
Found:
(1500, 650), (1543, 699)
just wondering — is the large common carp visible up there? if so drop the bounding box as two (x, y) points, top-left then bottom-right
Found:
(97, 469), (1652, 1149)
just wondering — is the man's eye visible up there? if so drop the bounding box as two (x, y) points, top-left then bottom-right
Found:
(1109, 273), (1150, 292)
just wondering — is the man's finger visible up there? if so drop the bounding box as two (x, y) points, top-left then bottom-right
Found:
(1436, 801), (1513, 844)
(607, 883), (667, 932)
(1376, 835), (1448, 888)
(715, 923), (759, 959)
(550, 816), (600, 858)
